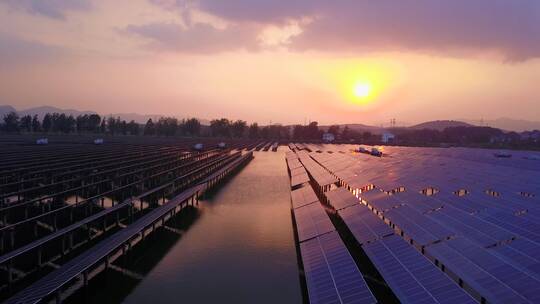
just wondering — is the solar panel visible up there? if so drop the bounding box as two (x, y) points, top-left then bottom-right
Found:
(425, 238), (532, 304)
(294, 202), (335, 242)
(300, 231), (377, 304)
(426, 206), (515, 247)
(487, 238), (540, 282)
(287, 158), (303, 170)
(383, 205), (453, 246)
(477, 210), (540, 243)
(338, 204), (394, 244)
(325, 187), (360, 210)
(291, 186), (319, 209)
(299, 156), (339, 188)
(358, 189), (388, 205)
(448, 238), (540, 303)
(363, 235), (476, 304)
(291, 171), (310, 188)
(290, 166), (307, 177)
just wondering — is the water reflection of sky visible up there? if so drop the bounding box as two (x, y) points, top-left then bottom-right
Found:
(122, 149), (302, 304)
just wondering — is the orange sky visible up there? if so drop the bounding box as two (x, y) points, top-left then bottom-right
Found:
(1, 0), (539, 126)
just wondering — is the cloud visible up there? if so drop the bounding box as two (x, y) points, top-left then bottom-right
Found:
(125, 22), (260, 53)
(0, 33), (65, 67)
(148, 0), (540, 60)
(3, 0), (91, 20)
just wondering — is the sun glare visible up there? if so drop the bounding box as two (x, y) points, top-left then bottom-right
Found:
(353, 83), (371, 98)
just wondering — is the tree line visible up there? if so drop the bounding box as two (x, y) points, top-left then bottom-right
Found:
(0, 111), (377, 140)
(1, 111), (317, 139)
(1, 112), (141, 135)
(3, 111), (536, 148)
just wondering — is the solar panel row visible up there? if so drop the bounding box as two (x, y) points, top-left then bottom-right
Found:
(296, 151), (339, 189)
(338, 204), (393, 245)
(287, 149), (377, 304)
(324, 187), (360, 211)
(294, 202), (335, 243)
(301, 232), (377, 304)
(291, 186), (319, 209)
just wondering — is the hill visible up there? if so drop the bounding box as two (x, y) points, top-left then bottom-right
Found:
(18, 106), (97, 120)
(410, 120), (473, 131)
(462, 118), (540, 132)
(320, 123), (384, 134)
(0, 105), (16, 118)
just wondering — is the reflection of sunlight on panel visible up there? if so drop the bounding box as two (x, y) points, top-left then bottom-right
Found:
(453, 189), (470, 197)
(420, 187), (439, 196)
(485, 189), (500, 197)
(520, 191), (535, 198)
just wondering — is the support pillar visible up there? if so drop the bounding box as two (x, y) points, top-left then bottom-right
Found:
(38, 247), (42, 267)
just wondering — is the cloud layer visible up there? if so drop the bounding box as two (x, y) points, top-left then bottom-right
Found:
(144, 0), (540, 60)
(126, 22), (260, 53)
(4, 0), (91, 19)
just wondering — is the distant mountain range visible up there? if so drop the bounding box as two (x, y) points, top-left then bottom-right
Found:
(0, 105), (210, 125)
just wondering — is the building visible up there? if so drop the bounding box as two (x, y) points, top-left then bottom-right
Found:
(381, 132), (395, 143)
(322, 132), (335, 142)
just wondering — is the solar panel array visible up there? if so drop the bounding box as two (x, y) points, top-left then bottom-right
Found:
(314, 177), (475, 304)
(286, 151), (376, 304)
(301, 232), (376, 304)
(306, 145), (540, 304)
(0, 143), (256, 303)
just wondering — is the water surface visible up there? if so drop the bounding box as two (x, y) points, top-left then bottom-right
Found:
(122, 149), (301, 303)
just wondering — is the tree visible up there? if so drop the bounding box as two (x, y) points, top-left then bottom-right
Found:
(87, 114), (101, 133)
(328, 125), (340, 137)
(155, 117), (178, 136)
(341, 126), (350, 140)
(42, 113), (52, 133)
(3, 112), (20, 133)
(31, 115), (41, 132)
(120, 120), (128, 135)
(362, 131), (373, 142)
(144, 118), (155, 135)
(106, 116), (119, 135)
(260, 126), (270, 138)
(306, 121), (321, 139)
(76, 114), (87, 133)
(183, 118), (201, 136)
(52, 114), (75, 133)
(269, 124), (289, 139)
(292, 125), (304, 140)
(210, 118), (231, 137)
(231, 120), (247, 138)
(248, 123), (259, 139)
(292, 122), (322, 140)
(20, 115), (32, 132)
(127, 120), (139, 135)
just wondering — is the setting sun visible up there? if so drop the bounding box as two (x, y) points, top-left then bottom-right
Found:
(353, 83), (371, 98)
